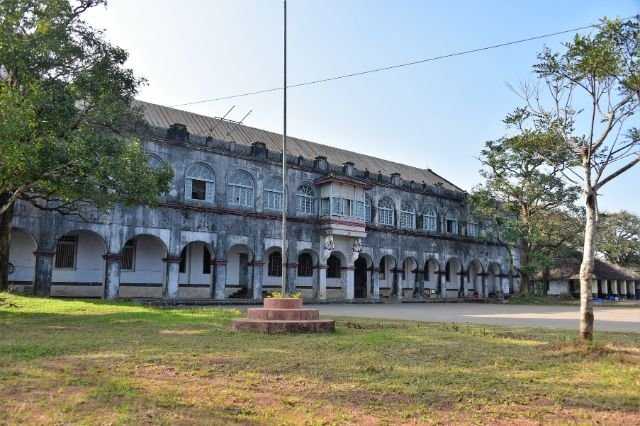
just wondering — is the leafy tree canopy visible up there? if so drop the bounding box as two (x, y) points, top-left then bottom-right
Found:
(596, 210), (640, 268)
(470, 109), (582, 293)
(0, 0), (172, 216)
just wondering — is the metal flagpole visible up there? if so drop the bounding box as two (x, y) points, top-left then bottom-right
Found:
(281, 0), (287, 296)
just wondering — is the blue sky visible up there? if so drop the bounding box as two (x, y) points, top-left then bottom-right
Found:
(86, 0), (640, 214)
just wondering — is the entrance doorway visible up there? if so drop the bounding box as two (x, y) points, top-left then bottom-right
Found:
(354, 257), (368, 298)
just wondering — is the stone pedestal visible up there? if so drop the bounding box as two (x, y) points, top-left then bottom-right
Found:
(231, 298), (335, 334)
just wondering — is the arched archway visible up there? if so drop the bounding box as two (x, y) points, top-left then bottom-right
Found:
(378, 254), (397, 298)
(424, 258), (440, 298)
(468, 260), (484, 297)
(51, 230), (107, 297)
(119, 234), (168, 298)
(227, 244), (254, 299)
(487, 262), (502, 297)
(297, 249), (318, 298)
(262, 246), (282, 295)
(354, 253), (373, 299)
(445, 257), (462, 298)
(327, 251), (348, 299)
(178, 241), (215, 298)
(402, 257), (418, 299)
(8, 227), (37, 292)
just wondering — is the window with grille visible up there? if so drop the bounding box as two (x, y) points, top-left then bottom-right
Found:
(400, 201), (416, 229)
(445, 211), (459, 234)
(365, 195), (372, 224)
(327, 255), (341, 278)
(268, 252), (282, 277)
(422, 205), (437, 231)
(185, 163), (215, 202)
(264, 177), (283, 211)
(179, 247), (187, 273)
(296, 184), (316, 215)
(467, 221), (479, 237)
(121, 240), (135, 271)
(203, 246), (211, 274)
(54, 236), (77, 269)
(228, 170), (254, 207)
(377, 198), (395, 226)
(297, 253), (313, 277)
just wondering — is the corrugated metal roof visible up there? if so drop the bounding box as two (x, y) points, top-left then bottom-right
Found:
(134, 100), (463, 192)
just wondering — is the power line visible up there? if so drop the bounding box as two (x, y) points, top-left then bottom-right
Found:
(170, 16), (637, 108)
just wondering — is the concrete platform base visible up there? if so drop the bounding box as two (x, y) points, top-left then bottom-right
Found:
(231, 298), (335, 334)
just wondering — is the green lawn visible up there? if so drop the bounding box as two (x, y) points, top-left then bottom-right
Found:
(1, 293), (638, 425)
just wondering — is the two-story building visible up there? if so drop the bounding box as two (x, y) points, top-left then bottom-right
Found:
(8, 101), (519, 300)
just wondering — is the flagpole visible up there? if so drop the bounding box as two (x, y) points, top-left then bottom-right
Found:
(281, 0), (288, 296)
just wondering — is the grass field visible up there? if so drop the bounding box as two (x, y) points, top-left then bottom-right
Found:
(1, 293), (639, 425)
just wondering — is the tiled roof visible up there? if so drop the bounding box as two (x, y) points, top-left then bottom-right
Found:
(538, 255), (640, 281)
(135, 100), (462, 193)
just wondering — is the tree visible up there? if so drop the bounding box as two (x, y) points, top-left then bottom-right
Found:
(0, 0), (172, 293)
(470, 110), (581, 296)
(519, 17), (640, 339)
(596, 211), (640, 268)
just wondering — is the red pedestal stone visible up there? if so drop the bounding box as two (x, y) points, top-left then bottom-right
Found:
(231, 298), (335, 333)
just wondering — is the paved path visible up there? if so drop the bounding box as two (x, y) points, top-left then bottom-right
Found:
(309, 303), (640, 332)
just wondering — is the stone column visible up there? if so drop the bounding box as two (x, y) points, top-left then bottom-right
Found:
(371, 267), (380, 300)
(481, 274), (487, 298)
(32, 250), (55, 297)
(287, 262), (297, 295)
(251, 260), (264, 300)
(103, 254), (122, 300)
(164, 257), (181, 299)
(438, 271), (446, 299)
(344, 266), (354, 300)
(611, 280), (618, 298)
(620, 280), (629, 299)
(627, 280), (634, 298)
(460, 271), (467, 298)
(591, 279), (598, 298)
(214, 260), (227, 300)
(394, 268), (403, 300)
(317, 265), (327, 300)
(415, 269), (424, 300)
(602, 279), (609, 297)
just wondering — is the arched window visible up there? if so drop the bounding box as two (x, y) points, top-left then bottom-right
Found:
(327, 255), (341, 278)
(297, 253), (313, 277)
(268, 251), (282, 277)
(467, 218), (479, 237)
(422, 205), (437, 232)
(445, 210), (459, 234)
(296, 184), (316, 215)
(400, 201), (416, 229)
(365, 195), (372, 224)
(379, 258), (386, 280)
(148, 154), (165, 170)
(264, 177), (283, 211)
(227, 170), (254, 207)
(377, 198), (395, 226)
(185, 163), (215, 201)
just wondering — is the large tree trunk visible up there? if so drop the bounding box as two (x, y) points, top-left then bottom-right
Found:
(580, 188), (597, 340)
(0, 192), (15, 291)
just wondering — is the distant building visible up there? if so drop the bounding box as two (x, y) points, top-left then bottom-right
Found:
(538, 255), (639, 299)
(9, 101), (518, 300)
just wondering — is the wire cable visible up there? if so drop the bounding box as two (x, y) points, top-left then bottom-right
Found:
(170, 15), (638, 108)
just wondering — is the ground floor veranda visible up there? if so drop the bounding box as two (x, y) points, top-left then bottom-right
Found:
(8, 227), (519, 300)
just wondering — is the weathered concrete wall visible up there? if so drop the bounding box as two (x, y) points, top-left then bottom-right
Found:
(9, 129), (518, 300)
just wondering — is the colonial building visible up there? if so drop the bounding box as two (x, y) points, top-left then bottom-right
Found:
(8, 101), (518, 301)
